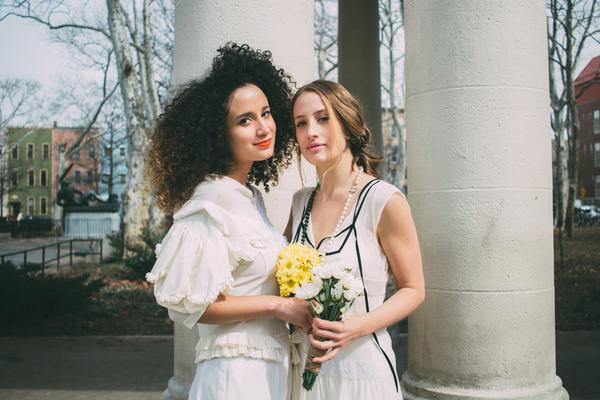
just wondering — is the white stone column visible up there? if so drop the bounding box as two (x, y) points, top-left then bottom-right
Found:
(166, 1), (314, 399)
(403, 1), (568, 399)
(338, 0), (383, 155)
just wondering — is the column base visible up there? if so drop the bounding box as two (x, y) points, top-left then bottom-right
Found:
(163, 375), (189, 400)
(402, 372), (569, 400)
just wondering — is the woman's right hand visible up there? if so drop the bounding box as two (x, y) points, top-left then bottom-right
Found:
(273, 297), (313, 332)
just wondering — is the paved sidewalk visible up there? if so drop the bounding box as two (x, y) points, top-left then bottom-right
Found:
(0, 331), (598, 400)
(0, 336), (172, 400)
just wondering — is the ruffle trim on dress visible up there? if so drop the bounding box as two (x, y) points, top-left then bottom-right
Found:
(144, 216), (236, 316)
(153, 275), (234, 306)
(195, 332), (283, 362)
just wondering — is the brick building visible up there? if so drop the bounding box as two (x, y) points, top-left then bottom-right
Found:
(575, 55), (600, 203)
(5, 127), (53, 218)
(3, 126), (100, 219)
(51, 127), (100, 210)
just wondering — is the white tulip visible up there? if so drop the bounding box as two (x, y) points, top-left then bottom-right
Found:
(332, 264), (350, 280)
(342, 276), (364, 301)
(312, 263), (335, 279)
(294, 281), (322, 300)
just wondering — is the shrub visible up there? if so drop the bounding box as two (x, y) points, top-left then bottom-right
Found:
(124, 225), (164, 280)
(0, 263), (104, 334)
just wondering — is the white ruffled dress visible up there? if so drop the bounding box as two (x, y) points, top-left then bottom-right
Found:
(146, 176), (290, 400)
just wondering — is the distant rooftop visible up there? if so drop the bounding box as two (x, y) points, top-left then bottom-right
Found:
(575, 55), (600, 86)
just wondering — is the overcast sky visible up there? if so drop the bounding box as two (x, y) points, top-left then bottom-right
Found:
(0, 16), (73, 88)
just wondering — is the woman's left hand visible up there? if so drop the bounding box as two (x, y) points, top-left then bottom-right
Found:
(308, 315), (369, 363)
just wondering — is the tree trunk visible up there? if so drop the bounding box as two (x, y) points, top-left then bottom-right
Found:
(565, 119), (579, 237)
(143, 0), (161, 121)
(108, 125), (114, 196)
(53, 146), (66, 226)
(564, 0), (578, 238)
(107, 0), (152, 251)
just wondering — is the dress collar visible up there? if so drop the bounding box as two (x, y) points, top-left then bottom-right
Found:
(191, 175), (254, 200)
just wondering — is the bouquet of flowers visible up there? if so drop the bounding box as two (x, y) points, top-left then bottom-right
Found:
(293, 261), (364, 391)
(274, 243), (322, 297)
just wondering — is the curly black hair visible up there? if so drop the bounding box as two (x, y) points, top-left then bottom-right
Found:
(147, 43), (296, 212)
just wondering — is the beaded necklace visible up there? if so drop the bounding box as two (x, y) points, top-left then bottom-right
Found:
(301, 166), (364, 252)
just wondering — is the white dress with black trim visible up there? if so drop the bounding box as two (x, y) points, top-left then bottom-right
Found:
(291, 179), (404, 400)
(146, 176), (290, 400)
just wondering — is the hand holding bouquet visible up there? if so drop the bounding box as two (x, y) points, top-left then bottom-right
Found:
(293, 261), (364, 391)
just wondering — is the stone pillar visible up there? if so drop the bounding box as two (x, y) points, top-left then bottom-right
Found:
(403, 1), (568, 399)
(338, 0), (383, 155)
(166, 1), (314, 399)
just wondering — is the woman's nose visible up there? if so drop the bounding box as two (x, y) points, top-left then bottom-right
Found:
(257, 118), (272, 135)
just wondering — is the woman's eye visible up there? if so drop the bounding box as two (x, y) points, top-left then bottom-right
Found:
(239, 117), (251, 125)
(318, 116), (329, 123)
(262, 110), (271, 118)
(296, 121), (306, 128)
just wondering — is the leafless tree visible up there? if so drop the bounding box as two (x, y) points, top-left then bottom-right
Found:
(0, 0), (174, 247)
(314, 0), (338, 80)
(379, 0), (405, 190)
(547, 0), (600, 240)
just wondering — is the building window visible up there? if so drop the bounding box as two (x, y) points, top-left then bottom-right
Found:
(27, 197), (34, 215)
(40, 197), (47, 215)
(596, 176), (600, 197)
(119, 146), (126, 158)
(11, 144), (18, 159)
(42, 143), (50, 160)
(105, 146), (112, 158)
(74, 170), (81, 184)
(119, 173), (126, 184)
(595, 110), (600, 134)
(40, 169), (48, 187)
(28, 169), (35, 186)
(72, 148), (80, 160)
(27, 143), (34, 160)
(88, 143), (96, 158)
(11, 169), (18, 186)
(595, 143), (600, 167)
(86, 170), (93, 183)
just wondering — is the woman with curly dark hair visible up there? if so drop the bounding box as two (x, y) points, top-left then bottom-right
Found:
(146, 43), (312, 399)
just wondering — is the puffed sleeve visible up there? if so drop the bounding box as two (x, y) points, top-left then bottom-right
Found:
(146, 215), (234, 329)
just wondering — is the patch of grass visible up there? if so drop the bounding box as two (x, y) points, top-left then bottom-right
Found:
(0, 263), (105, 335)
(555, 227), (600, 330)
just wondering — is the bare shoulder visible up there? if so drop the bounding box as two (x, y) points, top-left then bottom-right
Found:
(377, 189), (414, 236)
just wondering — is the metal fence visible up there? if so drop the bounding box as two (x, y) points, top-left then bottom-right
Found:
(64, 213), (120, 239)
(0, 239), (103, 274)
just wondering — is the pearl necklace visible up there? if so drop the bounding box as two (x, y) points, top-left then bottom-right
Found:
(301, 166), (364, 253)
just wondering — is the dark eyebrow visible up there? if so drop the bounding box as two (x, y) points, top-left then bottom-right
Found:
(294, 108), (327, 120)
(235, 105), (270, 120)
(235, 112), (254, 120)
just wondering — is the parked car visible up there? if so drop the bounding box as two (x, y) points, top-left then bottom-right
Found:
(575, 205), (600, 227)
